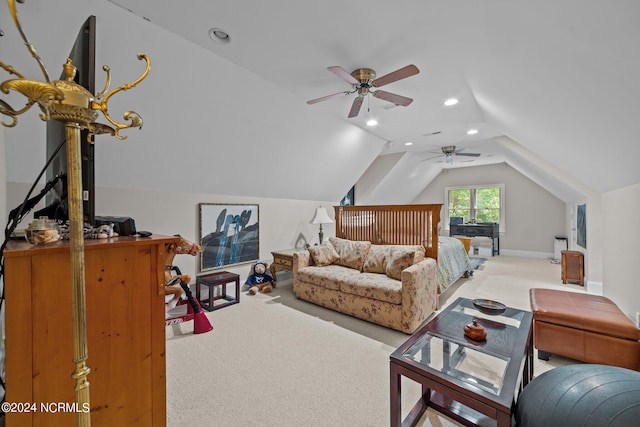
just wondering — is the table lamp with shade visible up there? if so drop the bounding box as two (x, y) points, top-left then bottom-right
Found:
(310, 206), (334, 244)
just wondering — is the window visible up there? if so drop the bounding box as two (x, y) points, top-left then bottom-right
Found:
(445, 184), (505, 232)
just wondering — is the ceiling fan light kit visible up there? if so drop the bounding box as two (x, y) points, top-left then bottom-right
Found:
(307, 64), (419, 118)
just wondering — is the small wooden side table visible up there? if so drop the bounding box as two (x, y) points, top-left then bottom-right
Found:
(270, 249), (299, 282)
(196, 271), (240, 311)
(561, 250), (584, 286)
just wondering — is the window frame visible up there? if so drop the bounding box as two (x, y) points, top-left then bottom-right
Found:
(444, 184), (505, 233)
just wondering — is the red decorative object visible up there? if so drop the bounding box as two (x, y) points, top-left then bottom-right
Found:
(464, 319), (487, 341)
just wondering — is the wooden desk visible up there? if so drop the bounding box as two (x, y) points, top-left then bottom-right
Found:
(450, 223), (500, 256)
(269, 249), (299, 282)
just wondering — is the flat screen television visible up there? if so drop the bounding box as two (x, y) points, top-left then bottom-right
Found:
(35, 15), (96, 225)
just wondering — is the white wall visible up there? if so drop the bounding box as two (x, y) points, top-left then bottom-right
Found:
(6, 181), (336, 282)
(413, 163), (565, 256)
(355, 153), (403, 203)
(602, 182), (640, 322)
(564, 196), (604, 294)
(0, 0), (382, 203)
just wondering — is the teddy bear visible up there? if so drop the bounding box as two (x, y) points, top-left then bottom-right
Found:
(245, 262), (275, 295)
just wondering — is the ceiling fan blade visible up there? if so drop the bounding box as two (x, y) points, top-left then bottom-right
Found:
(455, 152), (481, 157)
(373, 90), (413, 106)
(306, 91), (350, 105)
(348, 96), (364, 118)
(372, 64), (419, 87)
(328, 66), (360, 85)
(421, 154), (444, 162)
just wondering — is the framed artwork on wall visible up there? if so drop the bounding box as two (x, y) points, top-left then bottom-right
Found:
(577, 203), (586, 249)
(340, 186), (355, 206)
(199, 203), (259, 271)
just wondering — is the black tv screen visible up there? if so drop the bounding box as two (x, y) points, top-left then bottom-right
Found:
(36, 15), (96, 225)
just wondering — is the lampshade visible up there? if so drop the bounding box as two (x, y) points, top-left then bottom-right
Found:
(310, 207), (334, 225)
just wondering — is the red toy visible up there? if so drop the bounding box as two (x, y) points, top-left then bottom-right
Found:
(164, 235), (213, 334)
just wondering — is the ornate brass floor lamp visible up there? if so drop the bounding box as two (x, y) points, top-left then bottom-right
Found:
(1, 1), (150, 425)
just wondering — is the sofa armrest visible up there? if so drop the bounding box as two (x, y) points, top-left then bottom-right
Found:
(400, 258), (438, 333)
(292, 250), (311, 281)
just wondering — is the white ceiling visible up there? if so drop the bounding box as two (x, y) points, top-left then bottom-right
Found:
(5, 1), (639, 204)
(105, 0), (640, 202)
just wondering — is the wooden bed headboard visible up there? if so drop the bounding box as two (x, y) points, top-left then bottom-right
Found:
(334, 204), (443, 260)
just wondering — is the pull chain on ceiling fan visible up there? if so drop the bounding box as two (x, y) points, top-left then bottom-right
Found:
(306, 64), (419, 118)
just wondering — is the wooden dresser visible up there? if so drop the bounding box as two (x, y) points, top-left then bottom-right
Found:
(561, 250), (584, 286)
(3, 235), (178, 426)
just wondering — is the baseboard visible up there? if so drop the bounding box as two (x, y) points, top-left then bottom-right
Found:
(586, 281), (603, 295)
(499, 249), (553, 259)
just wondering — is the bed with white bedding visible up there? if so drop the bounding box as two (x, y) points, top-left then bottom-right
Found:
(437, 236), (471, 293)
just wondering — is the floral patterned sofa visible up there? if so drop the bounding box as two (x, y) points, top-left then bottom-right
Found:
(292, 237), (438, 334)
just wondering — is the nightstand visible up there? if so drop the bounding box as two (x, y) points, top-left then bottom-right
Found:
(561, 250), (584, 286)
(269, 249), (299, 283)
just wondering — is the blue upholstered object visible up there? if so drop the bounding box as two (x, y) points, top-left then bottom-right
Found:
(515, 364), (640, 426)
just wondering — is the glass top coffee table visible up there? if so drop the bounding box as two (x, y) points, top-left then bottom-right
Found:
(390, 297), (533, 427)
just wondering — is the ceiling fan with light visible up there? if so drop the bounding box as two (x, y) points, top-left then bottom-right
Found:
(306, 64), (419, 118)
(422, 145), (481, 164)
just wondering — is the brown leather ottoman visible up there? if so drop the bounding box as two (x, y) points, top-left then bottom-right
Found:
(530, 288), (640, 371)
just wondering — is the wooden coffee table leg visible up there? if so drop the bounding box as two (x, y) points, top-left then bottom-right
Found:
(496, 410), (510, 427)
(390, 363), (401, 427)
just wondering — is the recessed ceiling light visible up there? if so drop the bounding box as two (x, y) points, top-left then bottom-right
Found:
(444, 98), (459, 106)
(209, 27), (230, 44)
(467, 129), (478, 135)
(366, 119), (378, 126)
(405, 142), (413, 146)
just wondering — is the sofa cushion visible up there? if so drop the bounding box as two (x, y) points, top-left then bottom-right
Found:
(363, 245), (390, 274)
(340, 272), (402, 304)
(385, 245), (425, 280)
(329, 237), (371, 271)
(296, 265), (360, 291)
(307, 241), (340, 266)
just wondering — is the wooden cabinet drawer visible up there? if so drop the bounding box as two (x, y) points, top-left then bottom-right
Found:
(274, 257), (293, 267)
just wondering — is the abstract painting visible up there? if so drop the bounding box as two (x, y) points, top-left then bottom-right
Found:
(199, 203), (259, 271)
(577, 203), (586, 249)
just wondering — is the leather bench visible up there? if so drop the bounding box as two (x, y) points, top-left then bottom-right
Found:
(529, 288), (640, 371)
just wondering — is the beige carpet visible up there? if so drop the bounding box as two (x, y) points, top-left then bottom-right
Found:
(165, 256), (582, 426)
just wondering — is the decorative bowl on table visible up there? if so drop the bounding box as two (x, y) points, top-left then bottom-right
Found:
(472, 299), (506, 315)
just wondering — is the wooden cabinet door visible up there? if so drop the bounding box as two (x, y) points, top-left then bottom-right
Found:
(561, 250), (584, 285)
(4, 237), (172, 427)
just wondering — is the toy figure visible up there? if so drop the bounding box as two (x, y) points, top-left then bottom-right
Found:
(245, 262), (275, 295)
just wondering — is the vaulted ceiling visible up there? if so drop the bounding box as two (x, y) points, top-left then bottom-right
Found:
(3, 1), (639, 205)
(105, 0), (640, 203)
